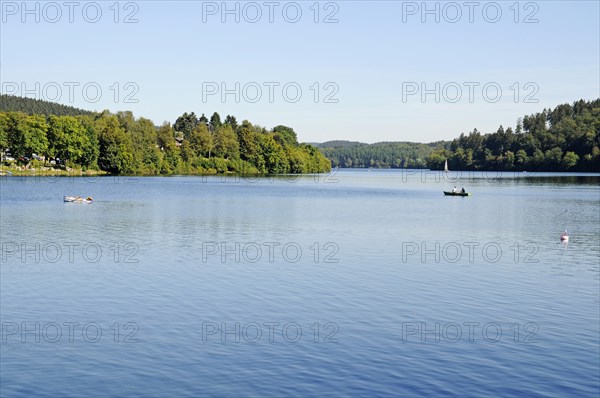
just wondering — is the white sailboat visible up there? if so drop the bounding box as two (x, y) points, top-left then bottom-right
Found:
(444, 159), (449, 173)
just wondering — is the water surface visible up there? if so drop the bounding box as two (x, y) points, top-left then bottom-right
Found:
(1, 170), (599, 397)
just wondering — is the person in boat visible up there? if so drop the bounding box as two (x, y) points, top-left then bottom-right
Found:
(86, 197), (93, 201)
(452, 186), (457, 193)
(461, 187), (465, 193)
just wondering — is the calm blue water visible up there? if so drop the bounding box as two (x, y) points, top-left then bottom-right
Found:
(1, 170), (599, 397)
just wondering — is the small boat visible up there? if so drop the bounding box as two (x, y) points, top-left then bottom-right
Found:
(560, 230), (569, 242)
(64, 196), (93, 203)
(444, 191), (470, 196)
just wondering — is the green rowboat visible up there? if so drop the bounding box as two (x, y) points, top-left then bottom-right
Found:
(443, 191), (471, 196)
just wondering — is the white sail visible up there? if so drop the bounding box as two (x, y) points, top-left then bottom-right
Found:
(444, 159), (449, 172)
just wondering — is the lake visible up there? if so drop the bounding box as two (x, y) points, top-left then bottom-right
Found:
(1, 169), (599, 397)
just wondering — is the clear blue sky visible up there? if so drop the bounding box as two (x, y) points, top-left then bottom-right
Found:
(1, 1), (598, 143)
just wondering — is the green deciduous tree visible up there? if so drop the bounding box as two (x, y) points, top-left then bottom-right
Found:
(561, 151), (579, 169)
(188, 123), (213, 158)
(23, 115), (49, 158)
(272, 125), (298, 146)
(213, 124), (239, 160)
(516, 149), (528, 168)
(156, 123), (180, 174)
(0, 112), (10, 153)
(257, 133), (288, 173)
(95, 113), (135, 174)
(47, 115), (97, 167)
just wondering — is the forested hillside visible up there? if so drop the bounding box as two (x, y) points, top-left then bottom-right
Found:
(316, 99), (599, 172)
(0, 94), (95, 117)
(0, 98), (330, 175)
(315, 141), (444, 168)
(427, 99), (600, 172)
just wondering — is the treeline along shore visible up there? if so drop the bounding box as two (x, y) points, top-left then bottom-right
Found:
(1, 95), (598, 175)
(317, 99), (600, 172)
(0, 95), (331, 175)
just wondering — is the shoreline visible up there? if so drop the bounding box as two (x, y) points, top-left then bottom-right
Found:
(2, 167), (599, 178)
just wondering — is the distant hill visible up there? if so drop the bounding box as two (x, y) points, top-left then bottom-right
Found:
(313, 140), (449, 168)
(0, 95), (96, 117)
(312, 140), (367, 149)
